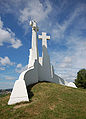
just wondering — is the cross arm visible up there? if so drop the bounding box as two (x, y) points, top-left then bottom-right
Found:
(46, 36), (50, 40)
(38, 35), (42, 39)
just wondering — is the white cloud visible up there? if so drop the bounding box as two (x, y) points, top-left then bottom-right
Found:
(15, 64), (28, 73)
(0, 56), (14, 66)
(64, 57), (72, 63)
(0, 18), (22, 48)
(0, 67), (5, 70)
(19, 0), (52, 23)
(48, 3), (86, 83)
(0, 0), (86, 84)
(0, 0), (25, 15)
(5, 75), (16, 80)
(51, 4), (86, 41)
(60, 57), (72, 68)
(10, 38), (22, 49)
(0, 0), (52, 34)
(0, 81), (14, 89)
(50, 36), (86, 82)
(16, 63), (22, 68)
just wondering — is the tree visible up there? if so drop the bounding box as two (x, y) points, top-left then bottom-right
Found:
(75, 69), (86, 88)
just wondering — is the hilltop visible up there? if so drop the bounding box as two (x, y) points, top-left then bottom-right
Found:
(0, 82), (86, 119)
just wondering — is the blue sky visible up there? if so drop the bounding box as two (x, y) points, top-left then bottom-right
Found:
(0, 0), (86, 89)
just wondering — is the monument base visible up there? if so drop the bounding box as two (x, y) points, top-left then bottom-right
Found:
(8, 79), (29, 105)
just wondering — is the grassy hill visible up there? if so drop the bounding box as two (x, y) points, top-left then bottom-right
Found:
(0, 82), (86, 119)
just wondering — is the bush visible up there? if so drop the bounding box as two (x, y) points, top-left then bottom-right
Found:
(75, 69), (86, 88)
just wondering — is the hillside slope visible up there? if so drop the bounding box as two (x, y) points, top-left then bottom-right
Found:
(0, 82), (86, 119)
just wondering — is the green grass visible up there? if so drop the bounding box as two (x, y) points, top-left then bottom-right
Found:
(0, 82), (86, 119)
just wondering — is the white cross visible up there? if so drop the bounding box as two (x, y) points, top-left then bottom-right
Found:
(38, 32), (50, 48)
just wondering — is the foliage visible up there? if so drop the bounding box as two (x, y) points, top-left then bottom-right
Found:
(75, 69), (86, 88)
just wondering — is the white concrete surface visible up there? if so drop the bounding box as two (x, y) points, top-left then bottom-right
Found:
(8, 21), (39, 105)
(38, 32), (50, 48)
(65, 81), (77, 88)
(8, 21), (72, 105)
(28, 20), (39, 68)
(8, 79), (29, 105)
(38, 32), (65, 84)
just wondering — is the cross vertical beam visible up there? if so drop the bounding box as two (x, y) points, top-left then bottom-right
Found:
(28, 20), (39, 67)
(29, 20), (39, 50)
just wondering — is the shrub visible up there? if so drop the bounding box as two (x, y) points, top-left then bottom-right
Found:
(75, 69), (86, 88)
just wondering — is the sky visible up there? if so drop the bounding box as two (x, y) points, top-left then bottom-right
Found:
(0, 0), (86, 89)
